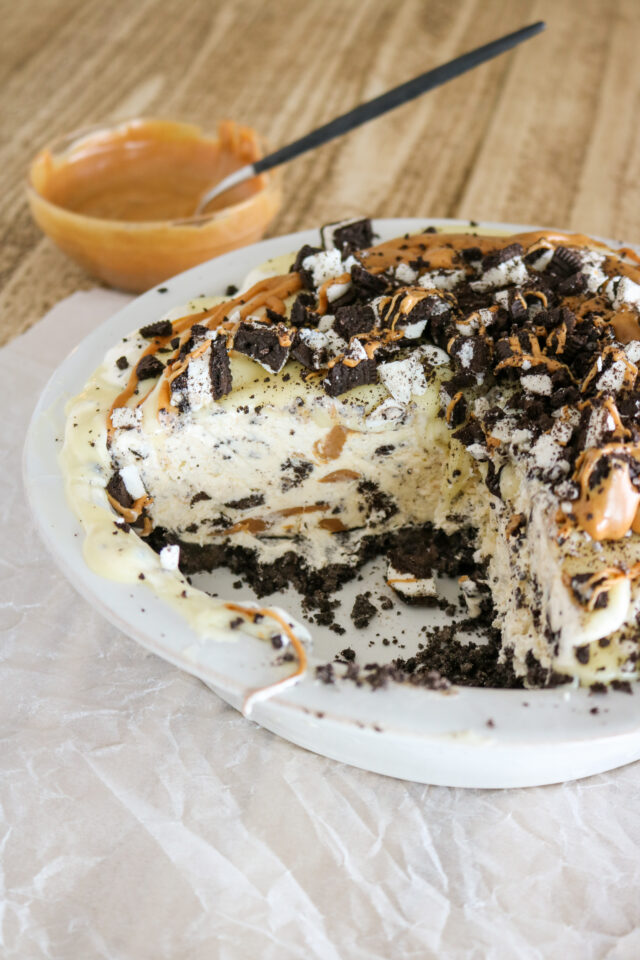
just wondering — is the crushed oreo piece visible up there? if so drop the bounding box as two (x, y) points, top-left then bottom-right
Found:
(190, 491), (211, 506)
(611, 680), (633, 694)
(547, 246), (583, 277)
(135, 354), (165, 380)
(209, 337), (232, 399)
(190, 324), (209, 340)
(233, 322), (289, 373)
(449, 335), (492, 376)
(281, 457), (314, 492)
(350, 264), (388, 299)
(557, 272), (587, 297)
(116, 355), (129, 370)
(106, 472), (134, 509)
(290, 294), (318, 328)
(575, 644), (591, 664)
(334, 304), (376, 341)
(224, 493), (265, 510)
(485, 461), (503, 498)
(482, 242), (523, 271)
(316, 663), (335, 684)
(140, 320), (173, 339)
(330, 218), (373, 255)
(351, 594), (377, 628)
(323, 357), (377, 397)
(447, 393), (468, 428)
(290, 328), (333, 369)
(291, 244), (321, 287)
(453, 416), (486, 453)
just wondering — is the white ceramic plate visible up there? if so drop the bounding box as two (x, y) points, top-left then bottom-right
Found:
(24, 218), (640, 788)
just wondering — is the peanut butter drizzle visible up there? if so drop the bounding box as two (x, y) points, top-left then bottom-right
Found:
(224, 603), (307, 715)
(318, 517), (348, 532)
(572, 444), (640, 541)
(277, 504), (329, 518)
(358, 229), (640, 278)
(109, 229), (638, 440)
(611, 309), (640, 344)
(495, 353), (568, 375)
(318, 469), (360, 482)
(602, 396), (631, 438)
(505, 513), (525, 537)
(222, 517), (268, 535)
(221, 503), (331, 537)
(445, 391), (463, 426)
(106, 492), (153, 525)
(316, 272), (351, 314)
(563, 292), (640, 347)
(312, 425), (350, 462)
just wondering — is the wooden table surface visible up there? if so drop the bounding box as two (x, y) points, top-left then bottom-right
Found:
(2, 0), (639, 345)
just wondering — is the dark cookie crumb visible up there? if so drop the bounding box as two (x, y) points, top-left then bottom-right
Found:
(140, 320), (173, 339)
(136, 354), (165, 380)
(351, 594), (377, 629)
(224, 493), (265, 510)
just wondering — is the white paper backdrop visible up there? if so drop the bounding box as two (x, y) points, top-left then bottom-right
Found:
(2, 291), (640, 959)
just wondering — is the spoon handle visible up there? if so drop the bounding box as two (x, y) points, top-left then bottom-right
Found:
(254, 21), (545, 175)
(197, 21), (545, 213)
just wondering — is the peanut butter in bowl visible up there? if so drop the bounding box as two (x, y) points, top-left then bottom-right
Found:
(27, 118), (282, 293)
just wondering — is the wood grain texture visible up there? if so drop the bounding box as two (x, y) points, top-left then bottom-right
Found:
(2, 0), (639, 344)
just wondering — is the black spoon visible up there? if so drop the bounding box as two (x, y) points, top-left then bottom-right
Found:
(195, 21), (546, 215)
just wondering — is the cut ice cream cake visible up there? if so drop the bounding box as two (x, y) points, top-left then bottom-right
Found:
(62, 217), (640, 695)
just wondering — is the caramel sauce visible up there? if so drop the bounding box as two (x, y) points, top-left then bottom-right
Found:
(359, 229), (640, 282)
(29, 120), (282, 293)
(220, 504), (330, 537)
(572, 446), (640, 541)
(35, 119), (266, 222)
(222, 517), (268, 535)
(277, 504), (329, 518)
(445, 391), (463, 426)
(312, 425), (350, 462)
(106, 492), (153, 525)
(316, 273), (350, 314)
(318, 469), (360, 482)
(318, 517), (349, 532)
(505, 513), (525, 537)
(611, 309), (640, 344)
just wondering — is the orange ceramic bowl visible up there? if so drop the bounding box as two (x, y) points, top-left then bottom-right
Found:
(27, 118), (282, 293)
